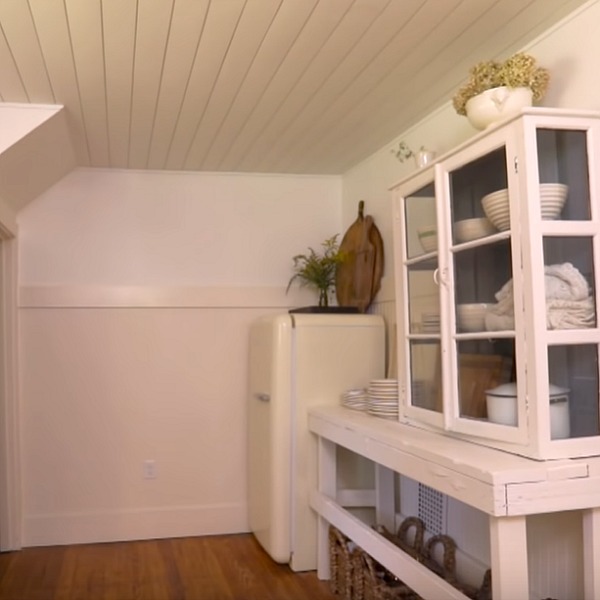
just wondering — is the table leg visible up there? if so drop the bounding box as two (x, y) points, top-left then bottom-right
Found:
(375, 464), (396, 531)
(583, 506), (600, 599)
(489, 515), (528, 598)
(316, 436), (336, 580)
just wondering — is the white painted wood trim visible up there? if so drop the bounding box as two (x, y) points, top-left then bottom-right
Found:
(19, 285), (315, 308)
(336, 488), (376, 508)
(0, 197), (17, 237)
(0, 239), (21, 550)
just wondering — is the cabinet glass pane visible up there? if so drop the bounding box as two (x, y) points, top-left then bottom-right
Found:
(454, 241), (513, 333)
(456, 340), (515, 422)
(542, 237), (596, 329)
(405, 183), (436, 259)
(408, 265), (439, 334)
(409, 340), (441, 413)
(537, 129), (590, 221)
(548, 345), (600, 439)
(450, 147), (508, 243)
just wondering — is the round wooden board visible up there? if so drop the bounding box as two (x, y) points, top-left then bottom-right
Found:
(335, 202), (384, 312)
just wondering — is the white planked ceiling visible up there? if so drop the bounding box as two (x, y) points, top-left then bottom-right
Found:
(0, 0), (590, 175)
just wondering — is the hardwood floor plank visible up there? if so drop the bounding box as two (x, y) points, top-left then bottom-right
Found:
(0, 534), (337, 600)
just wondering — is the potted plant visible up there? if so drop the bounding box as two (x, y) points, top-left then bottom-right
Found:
(452, 52), (550, 129)
(286, 235), (347, 308)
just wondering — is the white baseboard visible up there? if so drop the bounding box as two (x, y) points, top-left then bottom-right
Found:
(23, 503), (249, 547)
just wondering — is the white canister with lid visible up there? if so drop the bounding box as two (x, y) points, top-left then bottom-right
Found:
(485, 382), (570, 439)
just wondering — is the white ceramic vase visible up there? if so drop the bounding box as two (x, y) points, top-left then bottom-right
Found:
(465, 86), (533, 130)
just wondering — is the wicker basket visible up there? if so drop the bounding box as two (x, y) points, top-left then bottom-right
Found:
(329, 526), (361, 600)
(353, 547), (422, 600)
(421, 534), (492, 600)
(330, 522), (492, 600)
(373, 517), (425, 562)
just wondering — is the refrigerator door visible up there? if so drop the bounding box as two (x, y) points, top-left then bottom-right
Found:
(247, 314), (293, 564)
(247, 312), (385, 572)
(290, 313), (385, 571)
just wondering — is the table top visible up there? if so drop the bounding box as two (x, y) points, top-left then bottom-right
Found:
(309, 406), (600, 516)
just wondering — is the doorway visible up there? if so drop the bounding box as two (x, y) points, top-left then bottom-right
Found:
(0, 236), (21, 551)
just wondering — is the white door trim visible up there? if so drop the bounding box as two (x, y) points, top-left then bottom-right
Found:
(0, 237), (21, 550)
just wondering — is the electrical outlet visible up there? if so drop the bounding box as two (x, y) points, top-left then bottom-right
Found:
(143, 459), (157, 479)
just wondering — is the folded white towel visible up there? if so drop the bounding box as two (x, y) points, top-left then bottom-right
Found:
(544, 262), (590, 301)
(486, 263), (594, 330)
(547, 297), (595, 329)
(486, 299), (595, 331)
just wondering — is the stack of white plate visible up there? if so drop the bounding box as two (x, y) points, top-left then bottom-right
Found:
(341, 388), (368, 411)
(368, 379), (399, 420)
(481, 189), (510, 231)
(421, 312), (440, 333)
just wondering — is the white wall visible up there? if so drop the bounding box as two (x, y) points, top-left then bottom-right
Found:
(17, 168), (341, 546)
(360, 2), (600, 598)
(343, 0), (600, 265)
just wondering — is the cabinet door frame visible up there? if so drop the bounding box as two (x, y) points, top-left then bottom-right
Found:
(438, 125), (528, 444)
(393, 166), (445, 430)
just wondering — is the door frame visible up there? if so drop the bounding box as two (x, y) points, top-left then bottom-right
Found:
(0, 232), (21, 551)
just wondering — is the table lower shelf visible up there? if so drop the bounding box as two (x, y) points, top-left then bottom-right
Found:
(310, 489), (471, 600)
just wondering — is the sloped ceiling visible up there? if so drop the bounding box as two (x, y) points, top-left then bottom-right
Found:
(0, 0), (590, 175)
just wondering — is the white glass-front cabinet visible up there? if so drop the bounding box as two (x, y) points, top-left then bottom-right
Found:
(391, 108), (600, 460)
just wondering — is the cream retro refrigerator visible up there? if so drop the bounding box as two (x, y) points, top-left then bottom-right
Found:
(247, 312), (385, 571)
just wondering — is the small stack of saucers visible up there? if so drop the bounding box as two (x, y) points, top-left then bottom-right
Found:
(341, 388), (368, 411)
(421, 312), (440, 333)
(367, 379), (399, 420)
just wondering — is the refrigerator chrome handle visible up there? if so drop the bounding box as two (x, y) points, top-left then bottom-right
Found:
(255, 392), (270, 402)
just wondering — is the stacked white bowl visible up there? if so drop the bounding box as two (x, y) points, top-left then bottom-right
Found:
(417, 226), (437, 253)
(457, 303), (489, 332)
(481, 189), (510, 231)
(481, 183), (568, 231)
(540, 183), (568, 218)
(453, 217), (497, 243)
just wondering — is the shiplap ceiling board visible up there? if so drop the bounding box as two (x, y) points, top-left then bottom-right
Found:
(0, 0), (591, 175)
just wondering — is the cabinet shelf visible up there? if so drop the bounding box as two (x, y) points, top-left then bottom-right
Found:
(310, 489), (470, 600)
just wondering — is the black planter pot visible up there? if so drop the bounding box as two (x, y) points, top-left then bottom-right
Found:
(288, 306), (360, 314)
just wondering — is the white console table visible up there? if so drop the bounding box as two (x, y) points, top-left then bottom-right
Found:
(309, 406), (600, 600)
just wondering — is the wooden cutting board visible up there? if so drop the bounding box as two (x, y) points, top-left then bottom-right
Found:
(335, 200), (384, 312)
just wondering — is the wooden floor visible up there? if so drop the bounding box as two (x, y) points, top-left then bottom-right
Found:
(0, 533), (338, 600)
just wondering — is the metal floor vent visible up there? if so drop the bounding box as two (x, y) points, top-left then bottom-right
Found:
(417, 483), (446, 535)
